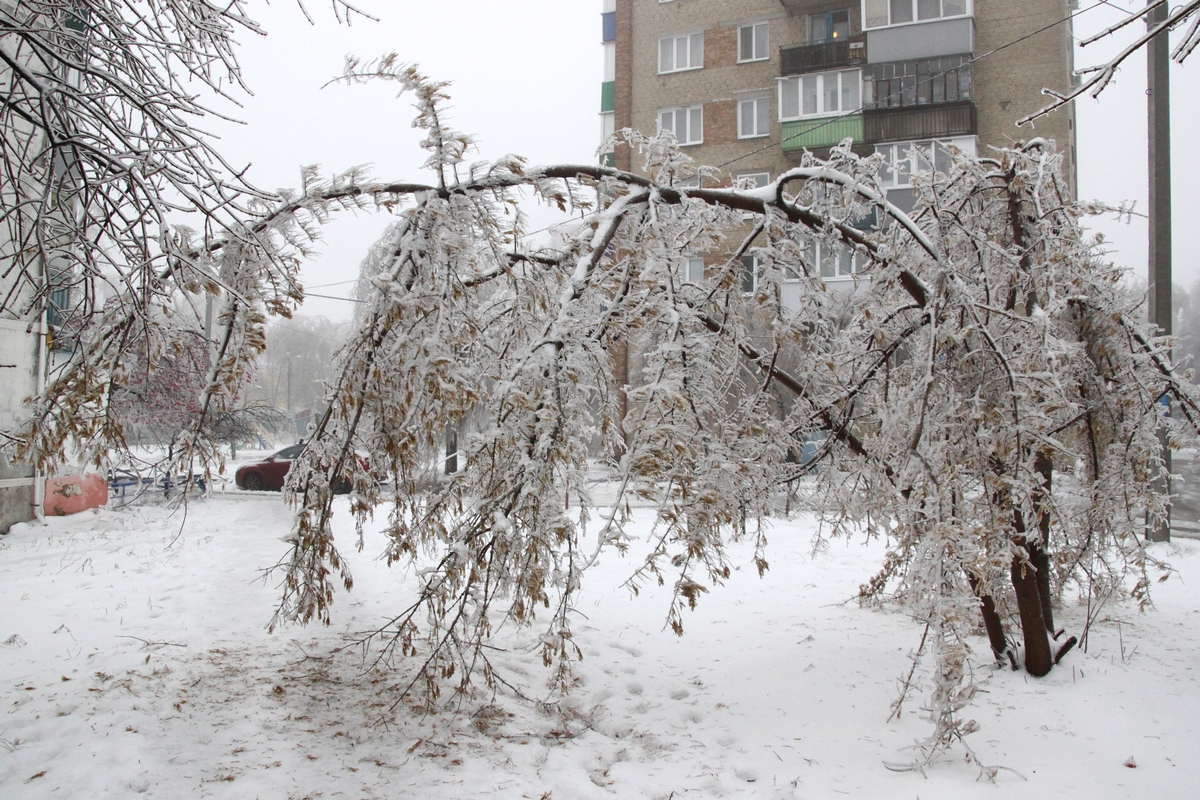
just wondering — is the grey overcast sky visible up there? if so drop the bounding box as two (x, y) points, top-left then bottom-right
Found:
(210, 0), (1198, 321)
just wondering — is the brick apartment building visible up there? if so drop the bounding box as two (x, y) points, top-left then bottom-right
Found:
(597, 0), (1077, 256)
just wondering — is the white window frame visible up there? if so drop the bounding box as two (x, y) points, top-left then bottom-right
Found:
(684, 257), (705, 283)
(658, 105), (704, 146)
(741, 254), (763, 294)
(737, 96), (770, 139)
(600, 111), (615, 153)
(738, 22), (769, 63)
(812, 242), (866, 281)
(778, 69), (862, 120)
(735, 172), (770, 190)
(863, 0), (970, 30)
(659, 32), (704, 74)
(873, 137), (975, 189)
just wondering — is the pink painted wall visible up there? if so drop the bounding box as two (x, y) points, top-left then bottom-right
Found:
(44, 474), (108, 517)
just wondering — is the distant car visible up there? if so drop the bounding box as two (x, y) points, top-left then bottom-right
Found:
(234, 443), (354, 493)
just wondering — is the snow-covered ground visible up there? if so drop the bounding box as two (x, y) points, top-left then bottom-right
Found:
(2, 492), (1198, 798)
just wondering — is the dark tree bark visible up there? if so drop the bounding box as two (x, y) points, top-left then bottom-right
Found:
(1010, 539), (1053, 677)
(967, 571), (1009, 662)
(1031, 452), (1055, 633)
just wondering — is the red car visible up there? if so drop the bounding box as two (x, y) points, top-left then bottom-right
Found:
(234, 443), (354, 493)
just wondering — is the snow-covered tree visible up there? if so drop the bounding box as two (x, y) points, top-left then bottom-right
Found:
(1, 0), (368, 477)
(249, 64), (1200, 763)
(6, 1), (1198, 762)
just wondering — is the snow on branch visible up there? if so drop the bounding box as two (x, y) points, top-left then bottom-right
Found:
(1021, 0), (1200, 125)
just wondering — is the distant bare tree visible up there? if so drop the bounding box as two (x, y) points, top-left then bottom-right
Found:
(1, 0), (370, 477)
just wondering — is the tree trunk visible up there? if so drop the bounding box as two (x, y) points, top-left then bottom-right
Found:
(967, 571), (1009, 662)
(1010, 543), (1053, 677)
(1031, 452), (1055, 633)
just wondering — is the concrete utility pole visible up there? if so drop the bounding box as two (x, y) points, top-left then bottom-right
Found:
(1147, 0), (1172, 542)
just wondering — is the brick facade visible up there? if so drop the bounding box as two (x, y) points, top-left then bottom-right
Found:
(609, 0), (1076, 192)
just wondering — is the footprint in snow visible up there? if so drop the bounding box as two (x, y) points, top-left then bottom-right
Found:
(627, 682), (643, 696)
(734, 765), (758, 783)
(670, 689), (689, 700)
(609, 642), (643, 657)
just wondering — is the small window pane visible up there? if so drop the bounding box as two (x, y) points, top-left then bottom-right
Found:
(660, 110), (673, 135)
(756, 97), (769, 134)
(738, 172), (770, 189)
(690, 33), (704, 68)
(839, 248), (854, 276)
(887, 187), (918, 216)
(739, 26), (753, 61)
(918, 0), (941, 20)
(865, 0), (889, 28)
(943, 0), (967, 16)
(739, 99), (753, 137)
(818, 245), (836, 278)
(688, 106), (702, 143)
(676, 110), (688, 143)
(934, 141), (953, 174)
(741, 255), (757, 293)
(810, 13), (827, 42)
(781, 78), (800, 118)
(841, 71), (860, 111)
(876, 145), (896, 186)
(755, 23), (768, 60)
(803, 75), (818, 115)
(825, 74), (839, 112)
(660, 38), (673, 72)
(891, 0), (913, 24)
(686, 258), (704, 282)
(831, 10), (850, 39)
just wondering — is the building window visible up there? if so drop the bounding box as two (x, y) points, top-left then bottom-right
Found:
(864, 57), (972, 109)
(735, 172), (770, 190)
(659, 105), (703, 145)
(738, 97), (770, 138)
(779, 69), (861, 119)
(874, 137), (975, 213)
(812, 243), (865, 280)
(684, 257), (705, 283)
(47, 284), (70, 328)
(600, 111), (615, 154)
(810, 10), (850, 42)
(741, 254), (762, 294)
(660, 32), (704, 74)
(738, 22), (769, 63)
(864, 0), (969, 30)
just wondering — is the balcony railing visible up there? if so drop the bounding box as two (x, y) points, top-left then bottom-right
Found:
(780, 35), (866, 77)
(862, 101), (975, 143)
(781, 114), (864, 152)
